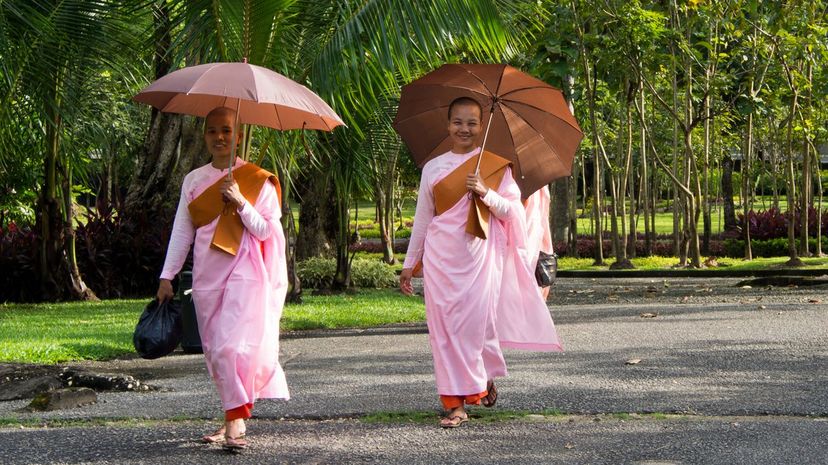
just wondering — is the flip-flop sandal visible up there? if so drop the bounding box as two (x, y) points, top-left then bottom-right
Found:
(201, 427), (226, 443)
(223, 435), (248, 451)
(440, 414), (469, 429)
(481, 381), (497, 408)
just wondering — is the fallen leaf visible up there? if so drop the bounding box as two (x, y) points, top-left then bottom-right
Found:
(808, 299), (821, 304)
(757, 305), (766, 310)
(640, 312), (658, 318)
(625, 359), (642, 365)
(564, 443), (575, 449)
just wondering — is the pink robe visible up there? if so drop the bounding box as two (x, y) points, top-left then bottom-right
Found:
(404, 149), (562, 397)
(161, 157), (289, 410)
(524, 186), (554, 300)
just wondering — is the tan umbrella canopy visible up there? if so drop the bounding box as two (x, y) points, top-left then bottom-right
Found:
(134, 60), (343, 130)
(134, 60), (344, 174)
(393, 63), (583, 197)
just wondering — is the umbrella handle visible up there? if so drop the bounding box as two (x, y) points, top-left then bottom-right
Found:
(227, 98), (243, 180)
(474, 109), (496, 175)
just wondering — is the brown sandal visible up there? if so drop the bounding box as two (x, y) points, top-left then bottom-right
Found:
(223, 435), (248, 451)
(481, 380), (497, 408)
(440, 413), (469, 428)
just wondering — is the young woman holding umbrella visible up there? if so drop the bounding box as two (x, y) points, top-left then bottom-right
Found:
(156, 106), (289, 450)
(399, 97), (563, 428)
(136, 59), (344, 450)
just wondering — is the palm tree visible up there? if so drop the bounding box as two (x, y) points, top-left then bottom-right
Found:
(0, 1), (142, 300)
(128, 0), (541, 293)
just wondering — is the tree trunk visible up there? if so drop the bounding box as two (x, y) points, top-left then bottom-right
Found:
(611, 97), (633, 269)
(702, 92), (712, 255)
(568, 159), (579, 255)
(784, 92), (802, 266)
(742, 111), (754, 259)
(813, 154), (823, 256)
(551, 179), (569, 244)
(721, 154), (738, 231)
(571, 1), (603, 265)
(124, 1), (193, 220)
(375, 146), (400, 265)
(37, 103), (94, 301)
(295, 171), (334, 260)
(799, 61), (813, 257)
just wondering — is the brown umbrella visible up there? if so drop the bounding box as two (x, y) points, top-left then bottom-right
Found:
(392, 63), (583, 197)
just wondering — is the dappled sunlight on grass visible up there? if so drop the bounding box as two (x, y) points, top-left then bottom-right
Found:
(283, 289), (424, 331)
(558, 255), (828, 271)
(0, 299), (143, 364)
(0, 291), (425, 363)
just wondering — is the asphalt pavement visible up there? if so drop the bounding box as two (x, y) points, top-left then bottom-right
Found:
(1, 277), (826, 464)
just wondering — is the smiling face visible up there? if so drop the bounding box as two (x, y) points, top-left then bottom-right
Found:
(447, 101), (482, 153)
(204, 108), (239, 160)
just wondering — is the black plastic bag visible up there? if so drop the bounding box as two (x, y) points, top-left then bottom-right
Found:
(133, 299), (183, 359)
(534, 250), (558, 287)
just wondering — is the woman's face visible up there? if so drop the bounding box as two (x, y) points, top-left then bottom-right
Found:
(204, 111), (237, 159)
(447, 103), (481, 153)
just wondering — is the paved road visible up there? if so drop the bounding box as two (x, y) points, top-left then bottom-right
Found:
(1, 278), (826, 464)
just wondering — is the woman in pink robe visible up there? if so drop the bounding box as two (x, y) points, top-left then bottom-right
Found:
(157, 107), (288, 449)
(399, 98), (562, 428)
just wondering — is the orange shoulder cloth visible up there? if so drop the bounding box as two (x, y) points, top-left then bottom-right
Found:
(187, 163), (282, 256)
(432, 150), (511, 240)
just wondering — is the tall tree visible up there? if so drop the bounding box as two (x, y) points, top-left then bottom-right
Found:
(0, 0), (139, 300)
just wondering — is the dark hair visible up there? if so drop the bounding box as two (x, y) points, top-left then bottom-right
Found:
(447, 97), (482, 120)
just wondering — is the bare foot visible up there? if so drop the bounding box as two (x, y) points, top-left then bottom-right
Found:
(223, 419), (248, 450)
(224, 418), (246, 438)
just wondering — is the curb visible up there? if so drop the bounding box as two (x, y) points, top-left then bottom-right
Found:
(281, 323), (428, 340)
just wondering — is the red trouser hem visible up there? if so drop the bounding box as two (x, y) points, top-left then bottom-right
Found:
(440, 391), (488, 410)
(225, 403), (253, 421)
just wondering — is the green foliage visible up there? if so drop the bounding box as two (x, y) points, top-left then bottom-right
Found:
(723, 237), (828, 258)
(297, 257), (398, 289)
(295, 257), (337, 289)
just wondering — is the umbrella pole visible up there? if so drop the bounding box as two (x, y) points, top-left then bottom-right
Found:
(228, 98), (242, 179)
(474, 108), (496, 174)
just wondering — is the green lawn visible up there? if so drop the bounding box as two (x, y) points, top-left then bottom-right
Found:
(0, 290), (423, 365)
(341, 197), (825, 237)
(558, 255), (828, 271)
(2, 253), (824, 365)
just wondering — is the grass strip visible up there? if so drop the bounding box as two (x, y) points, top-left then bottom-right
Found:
(0, 290), (424, 364)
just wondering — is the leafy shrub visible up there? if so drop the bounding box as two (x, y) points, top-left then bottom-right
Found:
(296, 257), (397, 289)
(734, 207), (828, 241)
(724, 236), (828, 258)
(295, 257), (336, 289)
(350, 239), (409, 254)
(74, 207), (174, 299)
(350, 258), (398, 288)
(0, 223), (40, 301)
